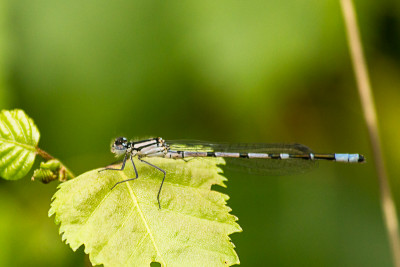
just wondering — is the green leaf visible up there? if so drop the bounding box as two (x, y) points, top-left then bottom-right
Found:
(0, 109), (40, 180)
(49, 157), (241, 266)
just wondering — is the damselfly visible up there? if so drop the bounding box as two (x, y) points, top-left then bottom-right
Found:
(100, 137), (365, 209)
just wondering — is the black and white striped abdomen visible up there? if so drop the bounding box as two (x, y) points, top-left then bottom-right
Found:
(161, 140), (365, 175)
(165, 151), (364, 163)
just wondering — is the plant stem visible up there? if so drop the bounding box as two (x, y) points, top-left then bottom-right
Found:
(340, 1), (400, 266)
(36, 147), (54, 161)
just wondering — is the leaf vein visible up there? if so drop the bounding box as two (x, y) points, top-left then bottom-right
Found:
(126, 232), (150, 265)
(18, 115), (29, 144)
(0, 137), (36, 152)
(121, 171), (167, 266)
(0, 116), (16, 140)
(170, 205), (236, 229)
(99, 204), (137, 255)
(78, 189), (115, 237)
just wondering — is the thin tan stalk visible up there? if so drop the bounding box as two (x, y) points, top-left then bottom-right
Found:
(36, 147), (54, 161)
(340, 0), (400, 266)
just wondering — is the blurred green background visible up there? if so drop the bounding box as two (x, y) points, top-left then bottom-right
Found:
(1, 0), (400, 266)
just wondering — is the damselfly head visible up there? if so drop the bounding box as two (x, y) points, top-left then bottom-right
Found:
(111, 137), (129, 156)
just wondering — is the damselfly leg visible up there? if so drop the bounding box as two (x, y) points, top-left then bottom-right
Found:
(138, 158), (166, 209)
(99, 152), (166, 209)
(99, 154), (139, 189)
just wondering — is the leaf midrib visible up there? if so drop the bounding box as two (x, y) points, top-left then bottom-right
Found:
(121, 171), (166, 266)
(0, 137), (36, 152)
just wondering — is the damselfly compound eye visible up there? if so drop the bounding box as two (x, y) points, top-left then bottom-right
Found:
(111, 137), (129, 156)
(115, 137), (127, 146)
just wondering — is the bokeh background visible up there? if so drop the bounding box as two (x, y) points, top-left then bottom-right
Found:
(1, 0), (400, 266)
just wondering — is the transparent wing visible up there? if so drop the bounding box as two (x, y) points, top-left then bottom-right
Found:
(166, 140), (317, 175)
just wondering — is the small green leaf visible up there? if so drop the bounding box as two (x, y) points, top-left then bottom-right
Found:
(0, 109), (40, 180)
(49, 157), (241, 266)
